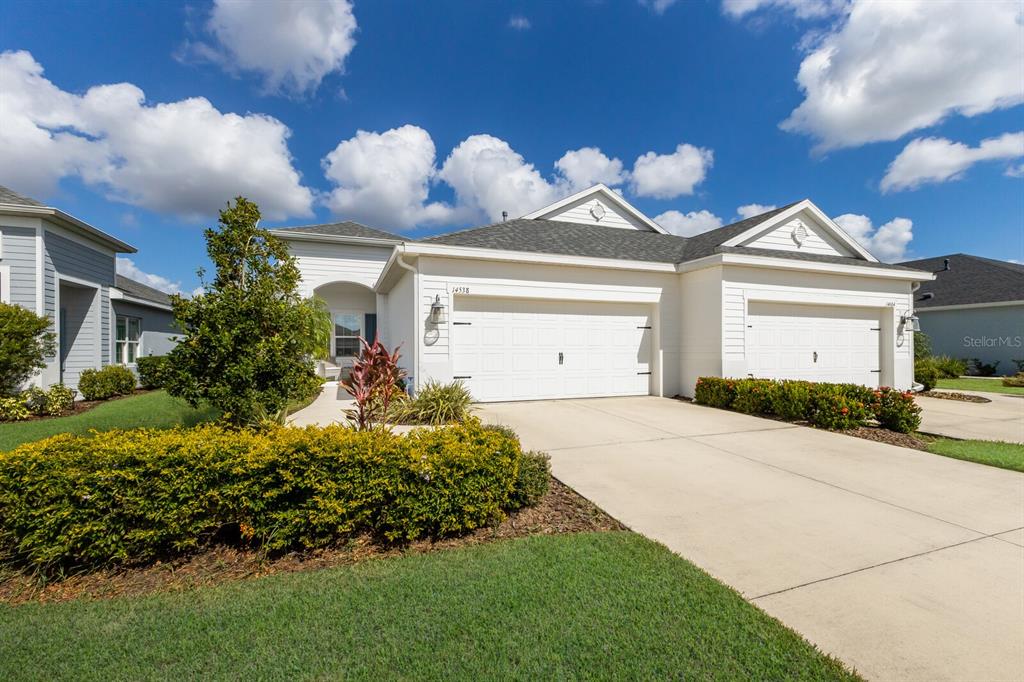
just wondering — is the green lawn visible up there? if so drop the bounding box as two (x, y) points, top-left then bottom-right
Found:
(935, 378), (1024, 395)
(0, 390), (218, 451)
(926, 438), (1024, 473)
(0, 532), (857, 681)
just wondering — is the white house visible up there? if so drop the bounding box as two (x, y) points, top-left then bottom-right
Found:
(271, 185), (933, 401)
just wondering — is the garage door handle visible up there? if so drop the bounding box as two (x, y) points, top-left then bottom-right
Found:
(453, 375), (472, 379)
(558, 352), (564, 365)
(637, 371), (651, 375)
(453, 322), (471, 326)
(813, 351), (818, 363)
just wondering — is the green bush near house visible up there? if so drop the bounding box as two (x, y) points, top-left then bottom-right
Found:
(408, 379), (475, 425)
(914, 358), (939, 391)
(932, 355), (967, 379)
(78, 365), (136, 401)
(135, 355), (169, 389)
(0, 302), (56, 397)
(0, 418), (532, 574)
(694, 377), (921, 433)
(1002, 373), (1024, 388)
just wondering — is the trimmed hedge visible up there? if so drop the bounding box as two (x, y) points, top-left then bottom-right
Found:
(0, 419), (533, 574)
(78, 365), (136, 401)
(136, 356), (169, 389)
(694, 377), (921, 433)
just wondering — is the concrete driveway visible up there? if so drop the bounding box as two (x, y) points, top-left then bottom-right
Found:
(476, 397), (1024, 682)
(918, 391), (1024, 443)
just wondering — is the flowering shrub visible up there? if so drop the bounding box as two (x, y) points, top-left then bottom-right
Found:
(694, 377), (736, 408)
(0, 418), (533, 574)
(340, 338), (407, 430)
(694, 376), (919, 433)
(872, 387), (922, 433)
(731, 379), (774, 414)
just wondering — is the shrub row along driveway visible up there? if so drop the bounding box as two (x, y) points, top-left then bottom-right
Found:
(477, 397), (1024, 682)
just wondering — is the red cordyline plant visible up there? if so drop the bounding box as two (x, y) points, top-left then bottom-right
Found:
(340, 337), (407, 431)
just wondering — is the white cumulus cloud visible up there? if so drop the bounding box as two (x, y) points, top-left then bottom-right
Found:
(630, 143), (713, 199)
(116, 257), (184, 295)
(508, 15), (531, 30)
(438, 134), (562, 223)
(781, 0), (1024, 151)
(834, 213), (913, 262)
(736, 203), (777, 219)
(554, 147), (626, 193)
(185, 0), (357, 96)
(0, 50), (313, 220)
(323, 125), (455, 229)
(654, 210), (724, 237)
(722, 0), (843, 19)
(880, 132), (1024, 193)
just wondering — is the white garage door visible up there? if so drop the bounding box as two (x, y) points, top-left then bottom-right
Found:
(452, 296), (652, 402)
(746, 302), (881, 387)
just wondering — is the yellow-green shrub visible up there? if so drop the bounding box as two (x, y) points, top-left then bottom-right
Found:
(0, 419), (523, 574)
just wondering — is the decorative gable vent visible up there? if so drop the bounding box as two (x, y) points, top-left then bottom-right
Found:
(589, 201), (606, 222)
(791, 220), (808, 247)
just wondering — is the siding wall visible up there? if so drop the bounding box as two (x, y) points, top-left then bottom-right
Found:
(59, 283), (100, 388)
(678, 265), (723, 396)
(720, 265), (915, 389)
(415, 256), (682, 396)
(0, 224), (37, 309)
(286, 239), (393, 296)
(746, 217), (850, 257)
(540, 195), (651, 230)
(917, 304), (1024, 375)
(47, 230), (115, 371)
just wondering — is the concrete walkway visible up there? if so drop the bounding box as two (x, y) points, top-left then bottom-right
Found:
(918, 390), (1024, 443)
(476, 397), (1024, 682)
(288, 382), (354, 427)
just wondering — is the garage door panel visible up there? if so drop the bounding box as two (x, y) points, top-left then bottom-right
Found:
(747, 301), (881, 388)
(453, 296), (652, 402)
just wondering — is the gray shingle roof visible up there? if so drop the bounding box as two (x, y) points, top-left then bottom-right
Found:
(115, 275), (174, 308)
(423, 218), (691, 263)
(720, 247), (920, 271)
(898, 254), (1024, 308)
(273, 221), (404, 242)
(0, 185), (44, 207)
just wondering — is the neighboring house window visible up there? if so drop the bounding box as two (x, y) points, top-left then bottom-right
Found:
(334, 313), (362, 358)
(115, 315), (141, 364)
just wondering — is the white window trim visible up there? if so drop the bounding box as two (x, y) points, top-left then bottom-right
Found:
(332, 310), (365, 359)
(115, 314), (142, 366)
(0, 265), (10, 303)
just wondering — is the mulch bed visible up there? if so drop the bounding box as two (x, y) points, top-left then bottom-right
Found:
(920, 390), (990, 403)
(842, 426), (931, 451)
(0, 477), (624, 606)
(16, 390), (155, 422)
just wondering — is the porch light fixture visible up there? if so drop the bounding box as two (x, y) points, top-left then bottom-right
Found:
(430, 295), (447, 324)
(900, 313), (921, 332)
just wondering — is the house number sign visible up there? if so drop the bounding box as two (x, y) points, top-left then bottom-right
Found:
(452, 286), (470, 294)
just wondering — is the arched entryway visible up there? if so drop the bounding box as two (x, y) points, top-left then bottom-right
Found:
(313, 281), (377, 364)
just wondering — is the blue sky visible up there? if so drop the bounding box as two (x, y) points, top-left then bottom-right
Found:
(1, 0), (1021, 294)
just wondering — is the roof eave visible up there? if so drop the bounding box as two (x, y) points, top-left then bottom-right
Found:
(685, 252), (934, 280)
(0, 203), (137, 253)
(269, 229), (402, 247)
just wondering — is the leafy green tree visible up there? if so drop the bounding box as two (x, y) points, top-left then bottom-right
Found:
(0, 302), (56, 396)
(164, 197), (330, 426)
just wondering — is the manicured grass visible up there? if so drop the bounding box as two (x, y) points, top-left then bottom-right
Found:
(0, 390), (218, 451)
(0, 532), (857, 681)
(935, 378), (1024, 395)
(926, 438), (1024, 473)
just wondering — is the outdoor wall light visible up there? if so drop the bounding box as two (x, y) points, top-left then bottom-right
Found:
(430, 294), (447, 324)
(900, 314), (921, 332)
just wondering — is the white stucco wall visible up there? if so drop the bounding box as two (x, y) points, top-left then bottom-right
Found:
(679, 265), (723, 396)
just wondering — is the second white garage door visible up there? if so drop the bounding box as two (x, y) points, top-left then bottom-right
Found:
(452, 296), (653, 402)
(746, 301), (882, 387)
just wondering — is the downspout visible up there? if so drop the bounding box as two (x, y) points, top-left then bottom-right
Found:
(393, 247), (420, 393)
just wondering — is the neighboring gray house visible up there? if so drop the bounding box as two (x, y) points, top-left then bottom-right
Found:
(899, 254), (1024, 375)
(0, 185), (178, 391)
